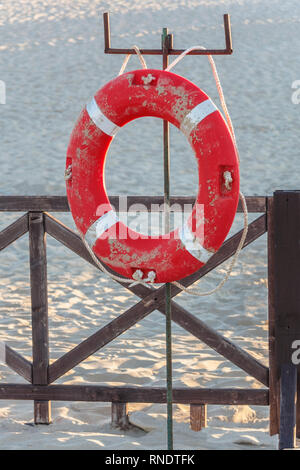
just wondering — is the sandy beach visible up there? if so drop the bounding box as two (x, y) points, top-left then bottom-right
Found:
(1, 0), (300, 450)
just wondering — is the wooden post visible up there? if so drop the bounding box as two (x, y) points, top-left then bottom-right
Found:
(279, 364), (297, 449)
(111, 402), (130, 430)
(267, 196), (279, 435)
(273, 191), (300, 448)
(297, 372), (300, 438)
(162, 28), (174, 451)
(29, 212), (51, 424)
(190, 404), (207, 431)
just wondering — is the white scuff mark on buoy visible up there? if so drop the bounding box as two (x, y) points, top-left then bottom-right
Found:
(129, 269), (156, 287)
(223, 170), (233, 190)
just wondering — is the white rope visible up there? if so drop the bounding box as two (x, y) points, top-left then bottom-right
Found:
(167, 45), (248, 296)
(119, 45), (147, 75)
(78, 44), (150, 288)
(166, 46), (239, 160)
(64, 164), (72, 181)
(77, 46), (248, 295)
(173, 191), (248, 296)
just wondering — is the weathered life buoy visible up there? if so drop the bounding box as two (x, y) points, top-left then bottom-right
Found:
(66, 69), (239, 283)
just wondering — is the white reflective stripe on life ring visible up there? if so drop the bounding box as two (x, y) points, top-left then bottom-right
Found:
(179, 221), (213, 263)
(85, 210), (119, 245)
(86, 97), (119, 137)
(180, 99), (218, 137)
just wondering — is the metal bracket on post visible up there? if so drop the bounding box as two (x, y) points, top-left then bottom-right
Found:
(103, 12), (233, 56)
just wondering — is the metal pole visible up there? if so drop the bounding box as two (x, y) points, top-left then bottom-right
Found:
(162, 27), (173, 451)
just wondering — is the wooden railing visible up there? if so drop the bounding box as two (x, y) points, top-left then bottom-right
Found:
(0, 192), (299, 449)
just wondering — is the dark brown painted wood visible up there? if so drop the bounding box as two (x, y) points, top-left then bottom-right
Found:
(279, 364), (297, 450)
(0, 196), (266, 213)
(48, 294), (161, 383)
(267, 196), (279, 436)
(111, 403), (130, 430)
(273, 191), (300, 444)
(273, 191), (300, 363)
(190, 404), (207, 431)
(0, 384), (269, 405)
(29, 212), (51, 424)
(0, 196), (69, 212)
(160, 298), (269, 388)
(0, 213), (28, 251)
(5, 345), (32, 383)
(0, 196), (271, 426)
(297, 370), (300, 438)
(46, 212), (268, 386)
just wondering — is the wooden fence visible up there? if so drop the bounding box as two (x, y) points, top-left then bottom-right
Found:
(0, 191), (299, 449)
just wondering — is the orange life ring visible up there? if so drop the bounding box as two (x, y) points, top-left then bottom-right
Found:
(66, 69), (239, 283)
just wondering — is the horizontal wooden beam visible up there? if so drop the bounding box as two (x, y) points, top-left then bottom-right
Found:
(0, 196), (267, 213)
(0, 213), (28, 251)
(0, 384), (269, 405)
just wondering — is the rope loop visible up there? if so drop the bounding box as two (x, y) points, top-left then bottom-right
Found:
(119, 45), (147, 75)
(167, 45), (248, 295)
(77, 46), (248, 295)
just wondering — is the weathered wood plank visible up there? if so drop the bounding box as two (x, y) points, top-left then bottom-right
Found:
(29, 212), (51, 424)
(0, 213), (28, 251)
(0, 196), (70, 212)
(161, 301), (269, 387)
(267, 196), (279, 436)
(279, 364), (297, 450)
(0, 384), (269, 405)
(297, 371), (300, 438)
(190, 404), (207, 431)
(5, 345), (32, 383)
(48, 291), (268, 387)
(46, 212), (268, 386)
(48, 294), (160, 383)
(273, 191), (300, 365)
(45, 212), (267, 292)
(273, 192), (300, 442)
(0, 196), (267, 213)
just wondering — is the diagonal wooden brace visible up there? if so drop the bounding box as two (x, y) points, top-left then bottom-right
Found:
(46, 213), (268, 386)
